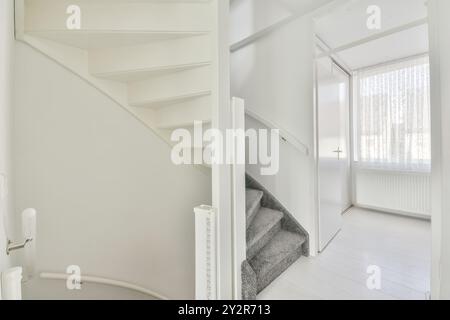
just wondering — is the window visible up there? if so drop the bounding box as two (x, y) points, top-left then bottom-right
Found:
(354, 56), (431, 172)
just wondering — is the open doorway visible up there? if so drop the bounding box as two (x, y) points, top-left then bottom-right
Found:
(311, 0), (431, 299)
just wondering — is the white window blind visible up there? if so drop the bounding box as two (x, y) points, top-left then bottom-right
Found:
(354, 56), (431, 172)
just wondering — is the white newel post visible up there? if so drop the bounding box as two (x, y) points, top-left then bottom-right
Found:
(210, 0), (233, 300)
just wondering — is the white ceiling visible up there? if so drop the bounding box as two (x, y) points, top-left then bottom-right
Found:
(315, 0), (429, 70)
(276, 0), (335, 14)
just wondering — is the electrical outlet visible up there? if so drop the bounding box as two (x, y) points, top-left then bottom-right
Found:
(0, 173), (7, 200)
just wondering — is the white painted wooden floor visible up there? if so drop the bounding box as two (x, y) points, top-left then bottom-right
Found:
(258, 207), (431, 300)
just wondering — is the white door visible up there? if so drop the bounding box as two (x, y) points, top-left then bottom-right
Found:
(316, 57), (350, 251)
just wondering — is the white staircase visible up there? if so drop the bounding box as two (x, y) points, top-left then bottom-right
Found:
(15, 0), (218, 146)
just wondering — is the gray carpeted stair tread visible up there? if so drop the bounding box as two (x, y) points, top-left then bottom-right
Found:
(246, 189), (264, 228)
(250, 230), (306, 293)
(247, 208), (283, 260)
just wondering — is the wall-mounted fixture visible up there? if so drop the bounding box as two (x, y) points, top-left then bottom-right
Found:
(6, 238), (32, 255)
(6, 209), (36, 256)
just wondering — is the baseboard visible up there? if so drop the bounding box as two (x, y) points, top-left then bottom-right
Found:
(354, 203), (431, 221)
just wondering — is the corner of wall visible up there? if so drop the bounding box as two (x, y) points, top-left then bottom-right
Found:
(0, 0), (16, 274)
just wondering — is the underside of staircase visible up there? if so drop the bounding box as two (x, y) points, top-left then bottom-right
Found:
(242, 175), (309, 300)
(15, 0), (216, 151)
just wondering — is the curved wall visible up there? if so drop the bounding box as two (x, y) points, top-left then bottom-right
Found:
(13, 42), (211, 299)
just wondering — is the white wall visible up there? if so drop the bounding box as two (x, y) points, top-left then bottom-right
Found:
(0, 0), (15, 276)
(13, 43), (211, 300)
(231, 0), (335, 254)
(230, 0), (293, 45)
(429, 0), (450, 300)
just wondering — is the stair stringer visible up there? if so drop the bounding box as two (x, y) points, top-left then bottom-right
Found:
(17, 35), (188, 152)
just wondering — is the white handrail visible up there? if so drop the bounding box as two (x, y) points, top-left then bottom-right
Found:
(245, 109), (309, 156)
(40, 272), (168, 300)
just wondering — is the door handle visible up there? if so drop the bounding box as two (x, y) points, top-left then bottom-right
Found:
(333, 148), (343, 160)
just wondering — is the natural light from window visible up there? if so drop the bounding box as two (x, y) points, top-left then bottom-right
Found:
(354, 56), (431, 172)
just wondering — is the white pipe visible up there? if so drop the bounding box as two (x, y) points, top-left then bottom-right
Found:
(40, 272), (168, 300)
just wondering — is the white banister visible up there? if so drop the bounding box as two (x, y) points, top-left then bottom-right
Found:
(194, 205), (218, 300)
(245, 108), (309, 156)
(40, 272), (168, 300)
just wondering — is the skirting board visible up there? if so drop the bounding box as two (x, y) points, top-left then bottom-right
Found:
(354, 203), (431, 221)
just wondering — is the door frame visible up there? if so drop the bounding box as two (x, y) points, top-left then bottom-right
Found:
(428, 0), (445, 300)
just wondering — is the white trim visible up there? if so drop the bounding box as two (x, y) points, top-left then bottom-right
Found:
(317, 18), (428, 58)
(210, 0), (233, 300)
(353, 204), (431, 221)
(428, 0), (443, 300)
(14, 0), (25, 40)
(230, 0), (350, 53)
(352, 164), (431, 176)
(313, 40), (320, 256)
(315, 35), (352, 75)
(40, 272), (169, 300)
(349, 68), (357, 208)
(353, 52), (430, 73)
(230, 97), (246, 300)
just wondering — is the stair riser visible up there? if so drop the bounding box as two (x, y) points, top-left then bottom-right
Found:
(128, 65), (211, 107)
(25, 0), (212, 32)
(155, 95), (211, 129)
(247, 221), (281, 260)
(89, 35), (211, 77)
(256, 246), (303, 294)
(247, 202), (261, 229)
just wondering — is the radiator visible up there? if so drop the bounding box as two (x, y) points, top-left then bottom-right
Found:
(354, 168), (431, 218)
(194, 205), (217, 300)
